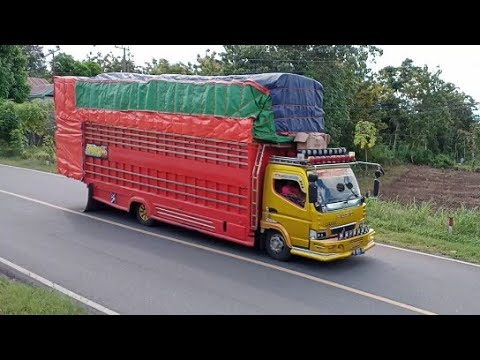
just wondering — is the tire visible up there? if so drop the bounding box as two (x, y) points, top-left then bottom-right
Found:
(83, 184), (103, 212)
(135, 203), (155, 227)
(265, 230), (292, 261)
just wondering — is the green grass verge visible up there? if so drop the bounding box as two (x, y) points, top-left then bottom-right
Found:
(0, 155), (57, 173)
(367, 198), (480, 264)
(0, 277), (87, 315)
(453, 163), (480, 172)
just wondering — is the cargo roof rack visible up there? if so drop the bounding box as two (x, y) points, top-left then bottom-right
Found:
(270, 156), (357, 168)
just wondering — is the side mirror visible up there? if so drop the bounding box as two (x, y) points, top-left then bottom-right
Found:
(375, 166), (385, 178)
(308, 183), (318, 203)
(373, 178), (380, 197)
(308, 173), (318, 182)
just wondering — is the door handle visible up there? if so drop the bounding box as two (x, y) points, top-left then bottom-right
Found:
(268, 208), (278, 213)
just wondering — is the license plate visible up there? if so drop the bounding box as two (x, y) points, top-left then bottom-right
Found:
(352, 248), (365, 256)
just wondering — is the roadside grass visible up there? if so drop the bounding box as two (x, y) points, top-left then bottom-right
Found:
(0, 277), (87, 315)
(0, 146), (57, 173)
(367, 198), (480, 264)
(453, 163), (480, 172)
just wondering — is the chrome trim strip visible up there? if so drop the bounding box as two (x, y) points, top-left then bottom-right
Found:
(155, 207), (213, 225)
(155, 210), (215, 230)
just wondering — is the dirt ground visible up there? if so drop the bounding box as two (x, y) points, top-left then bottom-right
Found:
(380, 165), (480, 209)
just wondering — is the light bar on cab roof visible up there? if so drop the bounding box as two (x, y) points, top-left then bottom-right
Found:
(297, 147), (356, 165)
(299, 147), (347, 156)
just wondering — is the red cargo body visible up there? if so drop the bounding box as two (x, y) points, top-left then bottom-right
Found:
(55, 76), (293, 246)
(83, 122), (292, 246)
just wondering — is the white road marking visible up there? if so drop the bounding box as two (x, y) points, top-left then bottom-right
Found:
(0, 188), (436, 315)
(0, 255), (119, 315)
(376, 243), (480, 268)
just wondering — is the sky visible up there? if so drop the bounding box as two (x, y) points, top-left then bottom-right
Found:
(45, 45), (480, 104)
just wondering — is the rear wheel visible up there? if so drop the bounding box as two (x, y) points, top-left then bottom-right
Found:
(135, 203), (155, 227)
(83, 184), (103, 212)
(265, 230), (292, 261)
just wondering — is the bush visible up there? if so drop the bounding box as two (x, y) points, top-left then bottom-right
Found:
(42, 135), (55, 159)
(369, 144), (398, 165)
(0, 101), (20, 142)
(432, 154), (454, 169)
(8, 128), (28, 158)
(32, 149), (53, 162)
(0, 99), (55, 159)
(15, 100), (50, 146)
(396, 145), (435, 165)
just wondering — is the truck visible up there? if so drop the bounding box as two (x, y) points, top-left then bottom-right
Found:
(54, 72), (383, 262)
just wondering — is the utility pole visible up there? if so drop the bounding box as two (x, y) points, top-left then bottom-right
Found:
(47, 45), (60, 80)
(114, 45), (128, 72)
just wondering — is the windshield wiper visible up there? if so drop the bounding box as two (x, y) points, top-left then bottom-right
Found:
(344, 178), (359, 201)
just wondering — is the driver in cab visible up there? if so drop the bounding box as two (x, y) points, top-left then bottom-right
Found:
(281, 180), (306, 207)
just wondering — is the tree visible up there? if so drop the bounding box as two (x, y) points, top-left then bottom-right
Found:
(470, 123), (480, 168)
(354, 120), (377, 164)
(376, 59), (477, 163)
(74, 60), (103, 77)
(21, 45), (47, 78)
(351, 81), (388, 135)
(51, 53), (102, 77)
(191, 49), (224, 75)
(458, 124), (480, 168)
(87, 50), (136, 73)
(143, 58), (192, 75)
(220, 45), (292, 74)
(51, 53), (77, 76)
(0, 45), (30, 103)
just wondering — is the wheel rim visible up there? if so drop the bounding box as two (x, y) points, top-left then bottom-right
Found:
(269, 233), (285, 253)
(138, 204), (149, 221)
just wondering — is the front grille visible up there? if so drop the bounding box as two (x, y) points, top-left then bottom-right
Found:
(331, 224), (355, 235)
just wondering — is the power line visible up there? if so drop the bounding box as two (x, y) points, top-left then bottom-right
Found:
(230, 58), (343, 63)
(321, 104), (477, 113)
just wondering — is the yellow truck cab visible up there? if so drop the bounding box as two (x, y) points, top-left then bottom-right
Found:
(260, 152), (383, 262)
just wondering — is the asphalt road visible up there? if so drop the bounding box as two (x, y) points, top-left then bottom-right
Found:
(1, 164), (480, 315)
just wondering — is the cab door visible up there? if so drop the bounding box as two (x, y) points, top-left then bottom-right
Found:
(265, 171), (311, 248)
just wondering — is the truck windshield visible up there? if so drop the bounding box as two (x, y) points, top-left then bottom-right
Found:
(314, 167), (362, 211)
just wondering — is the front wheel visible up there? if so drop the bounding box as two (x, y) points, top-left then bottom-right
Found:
(265, 230), (292, 261)
(135, 203), (155, 227)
